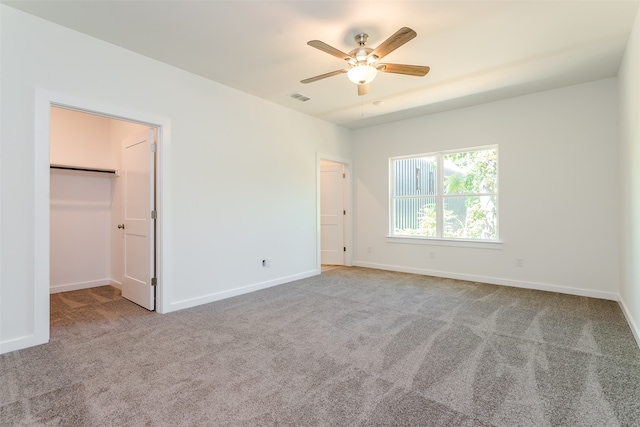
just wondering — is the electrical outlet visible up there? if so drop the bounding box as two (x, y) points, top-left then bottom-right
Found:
(515, 257), (524, 268)
(262, 259), (272, 268)
(367, 246), (372, 253)
(430, 251), (436, 259)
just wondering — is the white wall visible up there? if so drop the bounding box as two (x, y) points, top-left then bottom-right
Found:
(50, 108), (113, 293)
(353, 79), (620, 299)
(618, 8), (640, 345)
(50, 170), (112, 292)
(0, 5), (352, 353)
(50, 107), (115, 170)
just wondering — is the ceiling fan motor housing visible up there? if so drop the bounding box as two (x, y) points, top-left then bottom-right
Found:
(355, 33), (369, 46)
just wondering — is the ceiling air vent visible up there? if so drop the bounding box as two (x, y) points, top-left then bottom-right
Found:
(289, 92), (311, 102)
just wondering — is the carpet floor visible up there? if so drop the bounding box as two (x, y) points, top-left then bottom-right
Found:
(1, 267), (639, 426)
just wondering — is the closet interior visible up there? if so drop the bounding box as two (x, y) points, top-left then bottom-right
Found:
(49, 106), (149, 294)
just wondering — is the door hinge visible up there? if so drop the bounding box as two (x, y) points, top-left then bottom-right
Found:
(344, 247), (346, 252)
(151, 277), (157, 287)
(151, 210), (157, 219)
(151, 143), (158, 153)
(343, 210), (346, 215)
(343, 173), (346, 178)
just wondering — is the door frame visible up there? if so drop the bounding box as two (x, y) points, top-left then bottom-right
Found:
(316, 153), (352, 271)
(33, 89), (171, 347)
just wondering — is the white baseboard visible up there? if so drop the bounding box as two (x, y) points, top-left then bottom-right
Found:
(0, 334), (48, 355)
(618, 296), (640, 349)
(50, 278), (114, 294)
(167, 269), (320, 312)
(353, 261), (619, 301)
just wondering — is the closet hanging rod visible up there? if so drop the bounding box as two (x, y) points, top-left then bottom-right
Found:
(50, 164), (117, 174)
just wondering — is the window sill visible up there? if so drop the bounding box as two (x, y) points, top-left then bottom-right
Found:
(386, 236), (503, 250)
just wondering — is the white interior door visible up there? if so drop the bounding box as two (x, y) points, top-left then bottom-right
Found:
(321, 162), (345, 265)
(121, 128), (156, 310)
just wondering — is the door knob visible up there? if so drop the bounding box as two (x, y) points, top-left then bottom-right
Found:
(118, 224), (125, 229)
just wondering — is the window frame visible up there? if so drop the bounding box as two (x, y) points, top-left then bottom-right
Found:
(389, 145), (500, 244)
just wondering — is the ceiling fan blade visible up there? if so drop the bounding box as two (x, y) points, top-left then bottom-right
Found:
(307, 40), (352, 61)
(301, 69), (347, 84)
(377, 64), (430, 76)
(357, 83), (370, 96)
(371, 27), (417, 60)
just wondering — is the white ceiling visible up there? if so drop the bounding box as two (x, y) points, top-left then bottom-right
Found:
(4, 0), (639, 129)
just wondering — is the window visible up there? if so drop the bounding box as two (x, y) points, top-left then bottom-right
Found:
(390, 146), (498, 241)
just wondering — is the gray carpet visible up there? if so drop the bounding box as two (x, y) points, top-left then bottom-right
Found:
(1, 267), (639, 426)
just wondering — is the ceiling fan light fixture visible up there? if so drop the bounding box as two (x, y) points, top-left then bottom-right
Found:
(347, 65), (377, 85)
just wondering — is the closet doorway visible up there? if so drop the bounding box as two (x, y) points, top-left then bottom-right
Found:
(50, 106), (158, 311)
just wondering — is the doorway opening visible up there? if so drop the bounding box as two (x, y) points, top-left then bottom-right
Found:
(50, 107), (157, 312)
(32, 89), (169, 349)
(317, 154), (352, 272)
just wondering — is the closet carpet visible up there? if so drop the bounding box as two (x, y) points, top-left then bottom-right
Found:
(1, 267), (639, 426)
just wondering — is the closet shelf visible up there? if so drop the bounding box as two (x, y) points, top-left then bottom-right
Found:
(50, 164), (118, 175)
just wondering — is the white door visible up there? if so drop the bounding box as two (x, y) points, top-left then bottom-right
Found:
(121, 128), (156, 310)
(321, 162), (345, 265)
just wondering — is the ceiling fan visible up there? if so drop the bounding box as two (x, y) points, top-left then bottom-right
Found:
(301, 27), (430, 96)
